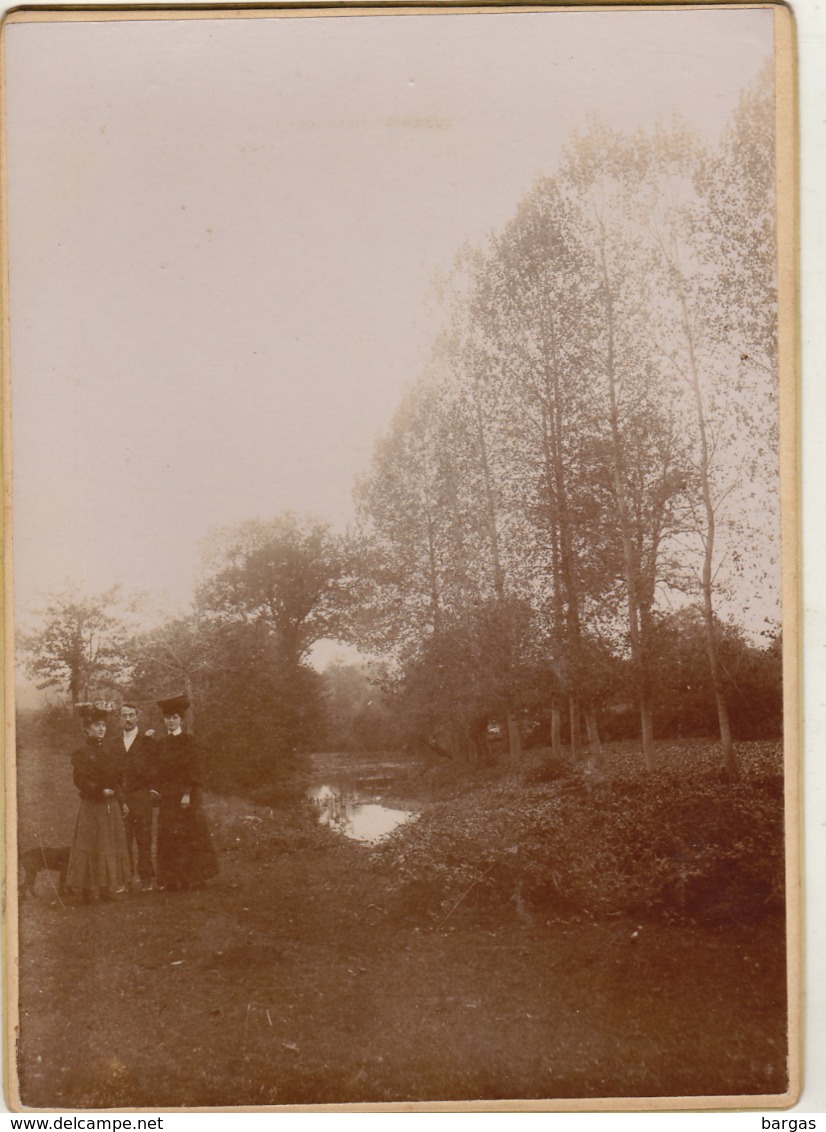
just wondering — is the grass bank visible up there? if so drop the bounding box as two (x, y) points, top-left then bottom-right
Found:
(13, 738), (790, 1108)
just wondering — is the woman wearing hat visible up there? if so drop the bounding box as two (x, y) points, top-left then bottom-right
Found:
(65, 705), (132, 903)
(153, 694), (218, 891)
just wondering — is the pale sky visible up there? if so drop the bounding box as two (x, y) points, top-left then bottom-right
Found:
(4, 7), (775, 623)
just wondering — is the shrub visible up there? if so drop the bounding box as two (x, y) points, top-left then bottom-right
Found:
(374, 741), (786, 924)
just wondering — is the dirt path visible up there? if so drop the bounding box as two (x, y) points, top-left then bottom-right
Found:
(14, 790), (788, 1109)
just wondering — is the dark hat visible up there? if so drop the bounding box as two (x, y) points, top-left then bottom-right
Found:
(157, 693), (190, 716)
(76, 704), (108, 724)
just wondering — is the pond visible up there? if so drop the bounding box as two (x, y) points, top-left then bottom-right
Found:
(303, 753), (419, 843)
(307, 783), (416, 843)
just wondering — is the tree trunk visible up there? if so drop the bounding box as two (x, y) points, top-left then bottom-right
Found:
(538, 321), (588, 765)
(702, 569), (736, 775)
(714, 687), (736, 774)
(639, 694), (655, 773)
(184, 672), (194, 732)
(673, 264), (738, 777)
(551, 700), (563, 760)
(471, 380), (523, 749)
(597, 227), (656, 772)
(470, 715), (495, 765)
(568, 694), (582, 762)
(506, 711), (522, 761)
(585, 706), (602, 761)
(698, 419), (737, 777)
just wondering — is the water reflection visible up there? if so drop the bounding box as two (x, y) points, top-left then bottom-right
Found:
(308, 784), (415, 843)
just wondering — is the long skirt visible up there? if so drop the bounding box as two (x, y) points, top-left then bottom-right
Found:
(156, 802), (219, 889)
(65, 798), (131, 896)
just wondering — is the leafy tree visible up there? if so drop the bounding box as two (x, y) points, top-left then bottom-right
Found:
(320, 660), (403, 753)
(464, 179), (633, 762)
(549, 125), (697, 770)
(695, 61), (778, 388)
(197, 514), (355, 668)
(354, 372), (542, 763)
(648, 607), (782, 742)
(631, 69), (778, 775)
(128, 611), (326, 791)
(18, 584), (133, 703)
(198, 633), (325, 793)
(353, 379), (471, 654)
(129, 612), (218, 726)
(692, 65), (778, 767)
(184, 514), (355, 786)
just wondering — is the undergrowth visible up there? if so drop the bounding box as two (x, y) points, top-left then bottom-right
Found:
(373, 739), (786, 924)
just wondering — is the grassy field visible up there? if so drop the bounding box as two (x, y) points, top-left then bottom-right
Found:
(11, 740), (790, 1109)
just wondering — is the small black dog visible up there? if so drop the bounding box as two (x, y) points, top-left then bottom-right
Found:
(19, 846), (70, 899)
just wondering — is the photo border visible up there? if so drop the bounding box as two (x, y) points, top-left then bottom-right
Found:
(0, 1), (800, 1112)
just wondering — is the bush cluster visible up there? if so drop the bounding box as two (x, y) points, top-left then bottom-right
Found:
(375, 741), (786, 924)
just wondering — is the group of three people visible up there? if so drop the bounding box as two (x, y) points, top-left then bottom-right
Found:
(65, 694), (219, 902)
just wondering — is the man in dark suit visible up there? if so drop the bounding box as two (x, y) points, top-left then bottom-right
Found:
(114, 703), (159, 891)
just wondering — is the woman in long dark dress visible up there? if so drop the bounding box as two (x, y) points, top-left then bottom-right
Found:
(153, 694), (218, 891)
(65, 705), (131, 902)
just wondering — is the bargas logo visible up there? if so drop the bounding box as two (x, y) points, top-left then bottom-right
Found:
(762, 1121), (816, 1130)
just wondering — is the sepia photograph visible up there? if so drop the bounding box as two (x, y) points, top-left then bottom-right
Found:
(2, 2), (798, 1111)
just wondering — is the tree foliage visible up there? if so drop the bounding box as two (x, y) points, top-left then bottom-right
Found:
(197, 514), (355, 666)
(177, 514), (353, 788)
(18, 71), (781, 785)
(320, 660), (403, 753)
(111, 515), (359, 791)
(354, 71), (779, 771)
(18, 585), (133, 703)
